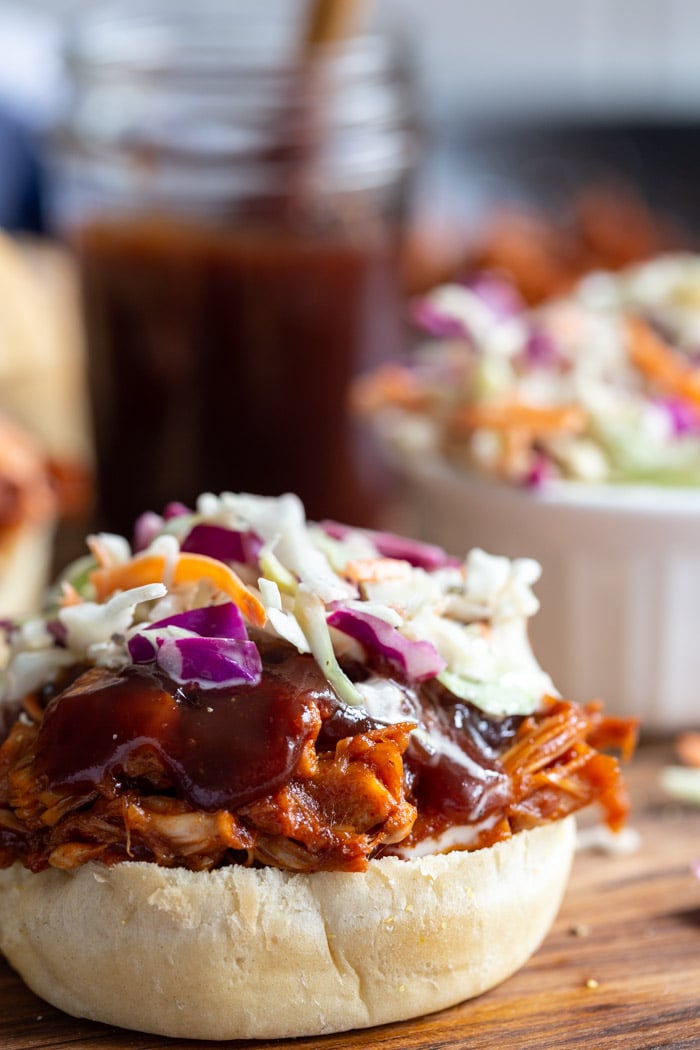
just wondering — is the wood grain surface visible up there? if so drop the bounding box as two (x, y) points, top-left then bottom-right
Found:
(0, 742), (698, 1050)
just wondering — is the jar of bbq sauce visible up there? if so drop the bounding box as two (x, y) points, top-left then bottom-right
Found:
(48, 2), (417, 535)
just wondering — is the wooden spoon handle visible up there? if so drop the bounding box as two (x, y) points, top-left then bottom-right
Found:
(304, 0), (372, 49)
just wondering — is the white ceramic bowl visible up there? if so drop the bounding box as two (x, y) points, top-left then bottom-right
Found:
(388, 449), (700, 732)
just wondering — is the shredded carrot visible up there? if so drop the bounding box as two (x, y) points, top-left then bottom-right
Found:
(344, 558), (413, 584)
(59, 581), (82, 608)
(501, 427), (534, 479)
(676, 731), (700, 769)
(626, 315), (700, 409)
(87, 534), (124, 569)
(351, 364), (431, 415)
(90, 553), (169, 598)
(90, 552), (267, 626)
(451, 399), (588, 436)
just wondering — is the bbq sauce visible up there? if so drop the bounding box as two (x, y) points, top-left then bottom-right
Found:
(51, 12), (418, 536)
(406, 681), (519, 824)
(33, 644), (519, 829)
(79, 217), (402, 534)
(35, 659), (323, 810)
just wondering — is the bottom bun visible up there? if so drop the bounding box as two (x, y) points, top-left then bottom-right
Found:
(0, 817), (575, 1040)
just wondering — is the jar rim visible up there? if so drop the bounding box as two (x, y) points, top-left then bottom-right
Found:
(50, 1), (419, 220)
(66, 1), (404, 86)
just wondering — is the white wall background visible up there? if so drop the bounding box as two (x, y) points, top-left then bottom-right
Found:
(382, 0), (700, 123)
(3, 0), (700, 126)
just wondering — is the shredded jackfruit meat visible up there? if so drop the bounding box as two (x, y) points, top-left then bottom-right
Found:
(0, 667), (635, 875)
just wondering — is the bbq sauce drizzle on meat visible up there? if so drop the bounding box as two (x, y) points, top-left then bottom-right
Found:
(35, 657), (517, 819)
(0, 635), (634, 874)
(36, 662), (321, 812)
(0, 638), (533, 871)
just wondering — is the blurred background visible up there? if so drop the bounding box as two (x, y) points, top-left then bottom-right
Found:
(3, 0), (700, 236)
(0, 0), (699, 571)
(0, 0), (698, 720)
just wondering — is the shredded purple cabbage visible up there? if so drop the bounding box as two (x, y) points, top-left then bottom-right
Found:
(128, 632), (157, 664)
(45, 619), (68, 647)
(524, 452), (555, 490)
(156, 636), (262, 689)
(370, 530), (462, 570)
(520, 326), (564, 368)
(410, 297), (469, 339)
(327, 607), (445, 682)
(180, 523), (262, 565)
(655, 396), (700, 436)
(321, 520), (460, 571)
(133, 511), (164, 552)
(320, 521), (353, 542)
(464, 272), (523, 320)
(127, 602), (254, 686)
(163, 502), (191, 520)
(149, 603), (248, 640)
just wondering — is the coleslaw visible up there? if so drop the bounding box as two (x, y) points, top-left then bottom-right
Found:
(357, 253), (700, 488)
(0, 491), (554, 722)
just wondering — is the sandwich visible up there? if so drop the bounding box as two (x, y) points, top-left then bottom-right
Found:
(0, 228), (94, 616)
(0, 492), (636, 1039)
(0, 411), (56, 617)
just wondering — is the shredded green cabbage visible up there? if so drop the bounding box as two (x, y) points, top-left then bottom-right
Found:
(437, 669), (539, 717)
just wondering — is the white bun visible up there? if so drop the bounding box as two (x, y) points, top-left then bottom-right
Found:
(0, 817), (575, 1040)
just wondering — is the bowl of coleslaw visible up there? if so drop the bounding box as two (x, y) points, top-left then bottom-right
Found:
(359, 254), (700, 731)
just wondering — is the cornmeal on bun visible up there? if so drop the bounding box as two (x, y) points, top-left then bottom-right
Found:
(0, 492), (636, 1039)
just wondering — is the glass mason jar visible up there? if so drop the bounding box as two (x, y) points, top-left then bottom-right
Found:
(48, 0), (418, 535)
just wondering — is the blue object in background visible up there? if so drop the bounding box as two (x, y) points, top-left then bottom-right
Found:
(0, 105), (43, 233)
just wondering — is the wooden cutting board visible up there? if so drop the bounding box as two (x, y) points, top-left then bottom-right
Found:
(1, 742), (698, 1050)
